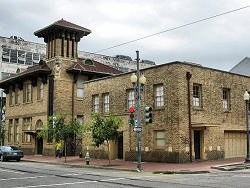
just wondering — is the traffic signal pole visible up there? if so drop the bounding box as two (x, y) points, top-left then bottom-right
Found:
(135, 50), (142, 171)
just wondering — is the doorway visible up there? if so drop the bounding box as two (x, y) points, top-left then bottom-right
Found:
(37, 137), (43, 155)
(194, 131), (201, 160)
(117, 133), (123, 159)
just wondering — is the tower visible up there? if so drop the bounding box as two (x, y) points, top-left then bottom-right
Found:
(34, 18), (91, 60)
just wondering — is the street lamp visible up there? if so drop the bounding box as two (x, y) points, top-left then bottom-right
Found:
(130, 50), (146, 172)
(243, 90), (250, 163)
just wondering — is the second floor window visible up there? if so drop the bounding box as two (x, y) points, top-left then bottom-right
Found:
(155, 85), (164, 107)
(37, 81), (44, 100)
(15, 88), (20, 104)
(93, 95), (99, 113)
(103, 94), (110, 112)
(10, 88), (15, 106)
(193, 84), (201, 107)
(128, 90), (135, 109)
(23, 83), (32, 103)
(77, 79), (84, 98)
(223, 88), (230, 109)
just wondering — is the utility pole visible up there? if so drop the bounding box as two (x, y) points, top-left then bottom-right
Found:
(136, 50), (142, 171)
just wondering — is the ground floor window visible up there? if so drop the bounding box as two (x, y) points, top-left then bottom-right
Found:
(155, 131), (166, 147)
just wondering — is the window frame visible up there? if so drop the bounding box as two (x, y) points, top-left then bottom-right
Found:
(15, 119), (20, 143)
(23, 82), (32, 103)
(223, 88), (231, 110)
(37, 81), (44, 100)
(154, 130), (166, 148)
(154, 84), (164, 108)
(193, 84), (202, 108)
(8, 119), (14, 143)
(76, 79), (84, 98)
(127, 89), (135, 109)
(22, 117), (32, 143)
(103, 93), (110, 113)
(93, 95), (99, 113)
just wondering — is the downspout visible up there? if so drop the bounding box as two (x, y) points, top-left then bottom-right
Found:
(186, 72), (192, 163)
(72, 72), (80, 120)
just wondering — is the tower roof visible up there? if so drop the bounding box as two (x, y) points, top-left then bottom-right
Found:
(34, 19), (91, 38)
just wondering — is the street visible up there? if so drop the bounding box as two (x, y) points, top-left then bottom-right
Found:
(0, 161), (250, 188)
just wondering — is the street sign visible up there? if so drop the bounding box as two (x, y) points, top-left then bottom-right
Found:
(133, 127), (142, 132)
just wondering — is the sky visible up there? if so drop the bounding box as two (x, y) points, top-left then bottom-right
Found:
(0, 0), (250, 71)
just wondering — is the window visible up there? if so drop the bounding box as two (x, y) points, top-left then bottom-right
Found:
(8, 119), (13, 143)
(128, 90), (135, 109)
(155, 85), (164, 107)
(23, 82), (32, 103)
(37, 81), (44, 100)
(15, 88), (20, 104)
(77, 79), (84, 98)
(93, 95), (99, 113)
(15, 119), (20, 143)
(193, 84), (201, 107)
(103, 94), (110, 113)
(9, 87), (15, 106)
(155, 131), (165, 147)
(223, 88), (230, 109)
(23, 117), (32, 143)
(76, 115), (84, 125)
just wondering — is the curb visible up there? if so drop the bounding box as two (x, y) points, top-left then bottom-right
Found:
(22, 159), (138, 172)
(22, 159), (211, 174)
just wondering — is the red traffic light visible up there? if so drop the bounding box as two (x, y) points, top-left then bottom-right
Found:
(129, 107), (135, 113)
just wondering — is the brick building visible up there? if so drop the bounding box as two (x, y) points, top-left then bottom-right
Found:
(1, 19), (249, 163)
(81, 62), (250, 163)
(0, 19), (123, 155)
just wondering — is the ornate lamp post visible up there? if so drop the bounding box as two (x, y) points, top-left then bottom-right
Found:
(130, 51), (146, 172)
(243, 90), (250, 163)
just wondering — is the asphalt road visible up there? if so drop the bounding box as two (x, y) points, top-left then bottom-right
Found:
(0, 161), (250, 188)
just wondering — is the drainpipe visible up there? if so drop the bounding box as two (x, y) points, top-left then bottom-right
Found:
(72, 73), (78, 120)
(186, 72), (192, 163)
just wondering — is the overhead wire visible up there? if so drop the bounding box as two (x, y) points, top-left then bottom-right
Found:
(94, 5), (250, 53)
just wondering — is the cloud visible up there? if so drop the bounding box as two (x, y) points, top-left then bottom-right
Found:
(0, 0), (250, 71)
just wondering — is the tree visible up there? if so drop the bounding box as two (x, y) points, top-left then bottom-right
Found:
(38, 114), (83, 162)
(90, 112), (123, 165)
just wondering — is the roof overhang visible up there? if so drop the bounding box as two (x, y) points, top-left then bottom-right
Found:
(66, 68), (114, 77)
(191, 121), (220, 128)
(0, 69), (51, 89)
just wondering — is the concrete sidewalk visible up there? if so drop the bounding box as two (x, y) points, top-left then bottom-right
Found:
(22, 155), (245, 173)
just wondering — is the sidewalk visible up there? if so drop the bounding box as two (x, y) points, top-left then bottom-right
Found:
(22, 155), (245, 173)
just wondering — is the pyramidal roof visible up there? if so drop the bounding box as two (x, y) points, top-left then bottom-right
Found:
(34, 19), (91, 38)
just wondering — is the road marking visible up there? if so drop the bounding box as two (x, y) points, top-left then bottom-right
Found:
(0, 169), (25, 174)
(0, 176), (45, 181)
(15, 177), (126, 187)
(63, 173), (79, 176)
(100, 177), (125, 182)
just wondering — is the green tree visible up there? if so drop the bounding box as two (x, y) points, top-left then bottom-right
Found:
(90, 112), (123, 165)
(38, 114), (83, 162)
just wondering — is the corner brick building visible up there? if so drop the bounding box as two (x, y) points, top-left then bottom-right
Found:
(1, 20), (250, 163)
(0, 20), (123, 155)
(81, 62), (250, 163)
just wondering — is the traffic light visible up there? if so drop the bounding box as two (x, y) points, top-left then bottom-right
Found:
(145, 106), (152, 124)
(129, 107), (135, 125)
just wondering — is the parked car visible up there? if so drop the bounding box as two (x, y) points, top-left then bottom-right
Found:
(0, 146), (24, 162)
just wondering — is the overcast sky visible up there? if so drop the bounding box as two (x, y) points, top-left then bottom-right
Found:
(1, 0), (250, 71)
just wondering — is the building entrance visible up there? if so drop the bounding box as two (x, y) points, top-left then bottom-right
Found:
(117, 133), (123, 159)
(37, 137), (43, 155)
(194, 131), (201, 160)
